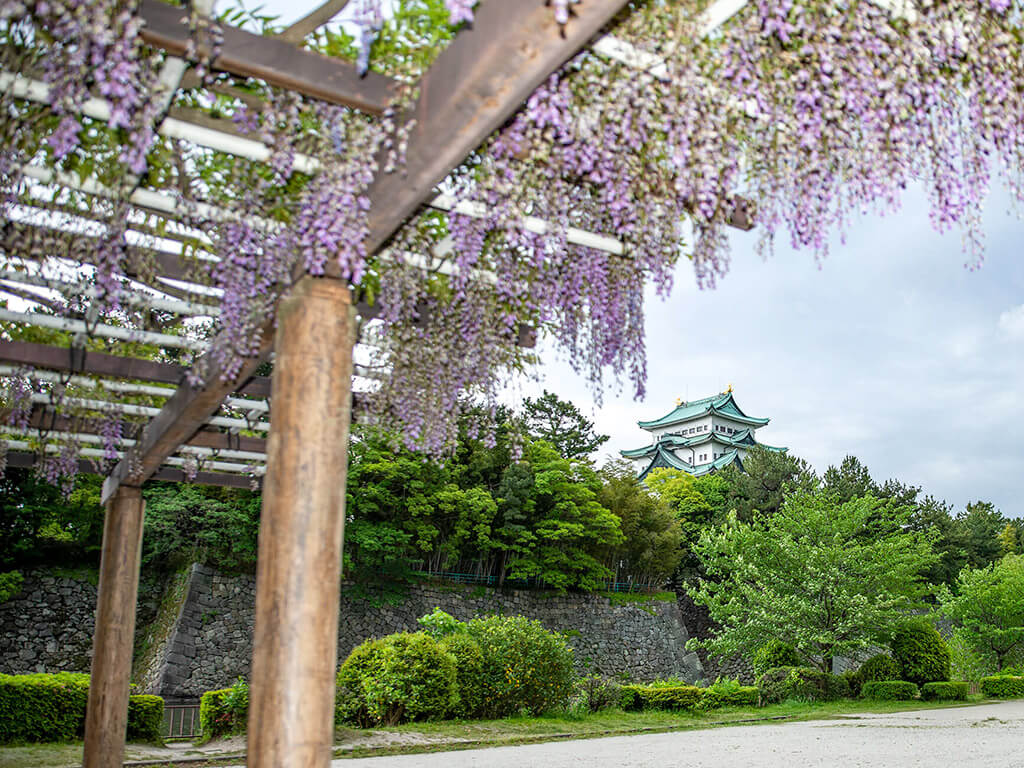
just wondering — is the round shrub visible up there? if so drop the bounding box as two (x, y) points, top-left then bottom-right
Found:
(891, 620), (951, 686)
(572, 675), (622, 713)
(849, 654), (900, 697)
(756, 666), (849, 704)
(439, 632), (485, 719)
(920, 681), (969, 701)
(336, 632), (457, 726)
(751, 640), (801, 678)
(861, 680), (919, 701)
(464, 615), (575, 717)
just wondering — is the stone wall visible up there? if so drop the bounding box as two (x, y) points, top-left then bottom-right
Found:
(0, 568), (160, 676)
(140, 568), (704, 697)
(0, 565), (705, 696)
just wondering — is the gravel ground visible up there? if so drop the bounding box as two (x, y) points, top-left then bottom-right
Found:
(333, 701), (1024, 768)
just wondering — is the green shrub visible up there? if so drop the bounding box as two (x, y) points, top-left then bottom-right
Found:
(751, 640), (801, 678)
(920, 682), (969, 701)
(996, 665), (1024, 676)
(438, 633), (485, 719)
(861, 680), (919, 700)
(0, 672), (89, 743)
(619, 682), (705, 711)
(699, 677), (759, 710)
(336, 632), (456, 726)
(0, 571), (23, 603)
(891, 620), (951, 686)
(200, 678), (249, 739)
(463, 615), (575, 718)
(0, 673), (163, 744)
(126, 695), (164, 743)
(980, 675), (1024, 698)
(756, 666), (850, 704)
(417, 607), (464, 639)
(572, 675), (622, 714)
(849, 654), (901, 697)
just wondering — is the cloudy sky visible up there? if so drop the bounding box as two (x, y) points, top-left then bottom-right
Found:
(252, 0), (1023, 515)
(524, 185), (1024, 518)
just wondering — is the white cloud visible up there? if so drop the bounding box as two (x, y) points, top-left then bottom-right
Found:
(998, 305), (1024, 338)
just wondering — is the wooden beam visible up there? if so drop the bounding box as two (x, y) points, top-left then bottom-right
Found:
(278, 0), (352, 44)
(248, 276), (354, 768)
(100, 320), (275, 504)
(364, 0), (632, 253)
(83, 486), (145, 768)
(5, 450), (258, 490)
(137, 0), (397, 114)
(0, 340), (272, 398)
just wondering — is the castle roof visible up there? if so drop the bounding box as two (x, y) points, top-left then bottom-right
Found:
(620, 428), (786, 459)
(637, 446), (744, 480)
(637, 392), (769, 430)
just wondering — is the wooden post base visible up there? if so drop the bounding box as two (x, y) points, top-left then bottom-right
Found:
(247, 276), (355, 768)
(83, 486), (145, 768)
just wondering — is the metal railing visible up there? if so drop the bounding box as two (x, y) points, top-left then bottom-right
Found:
(163, 702), (201, 740)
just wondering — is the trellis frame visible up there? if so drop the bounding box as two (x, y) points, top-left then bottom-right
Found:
(0, 1), (763, 766)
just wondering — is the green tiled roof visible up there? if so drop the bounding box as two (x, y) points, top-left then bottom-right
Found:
(637, 447), (744, 480)
(621, 428), (787, 460)
(637, 392), (770, 429)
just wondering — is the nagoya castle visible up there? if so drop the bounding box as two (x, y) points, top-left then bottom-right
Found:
(621, 388), (786, 479)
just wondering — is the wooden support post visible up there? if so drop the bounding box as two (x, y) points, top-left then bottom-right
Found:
(83, 486), (146, 768)
(248, 276), (355, 768)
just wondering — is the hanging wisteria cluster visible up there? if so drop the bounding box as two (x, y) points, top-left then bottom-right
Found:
(0, 0), (1023, 486)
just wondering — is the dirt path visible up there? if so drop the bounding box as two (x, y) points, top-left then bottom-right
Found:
(330, 700), (1024, 768)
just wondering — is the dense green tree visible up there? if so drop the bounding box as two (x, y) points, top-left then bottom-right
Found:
(598, 463), (683, 588)
(938, 555), (1024, 672)
(715, 446), (818, 521)
(687, 490), (937, 671)
(958, 501), (1006, 569)
(998, 523), (1018, 557)
(821, 455), (876, 503)
(0, 468), (103, 567)
(502, 441), (623, 590)
(908, 496), (969, 586)
(521, 390), (608, 459)
(142, 483), (261, 571)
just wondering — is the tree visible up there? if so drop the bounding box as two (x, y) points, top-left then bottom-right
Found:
(687, 490), (937, 671)
(938, 555), (1024, 672)
(142, 483), (261, 571)
(0, 468), (103, 567)
(957, 501), (1006, 569)
(521, 390), (608, 459)
(502, 441), (623, 591)
(998, 524), (1018, 557)
(716, 447), (818, 521)
(908, 496), (969, 587)
(598, 462), (683, 589)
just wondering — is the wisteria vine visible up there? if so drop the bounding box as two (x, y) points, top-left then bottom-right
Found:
(0, 0), (1022, 489)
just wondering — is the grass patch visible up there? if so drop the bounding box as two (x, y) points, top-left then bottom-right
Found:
(0, 696), (992, 767)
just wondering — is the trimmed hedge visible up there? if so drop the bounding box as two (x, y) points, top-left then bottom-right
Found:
(751, 640), (801, 678)
(980, 675), (1024, 699)
(200, 680), (249, 739)
(848, 654), (900, 697)
(757, 666), (850, 704)
(920, 682), (969, 701)
(0, 673), (163, 744)
(620, 681), (759, 712)
(620, 684), (703, 711)
(891, 620), (951, 686)
(861, 681), (919, 700)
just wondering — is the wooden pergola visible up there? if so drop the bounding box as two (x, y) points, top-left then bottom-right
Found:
(0, 1), (760, 766)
